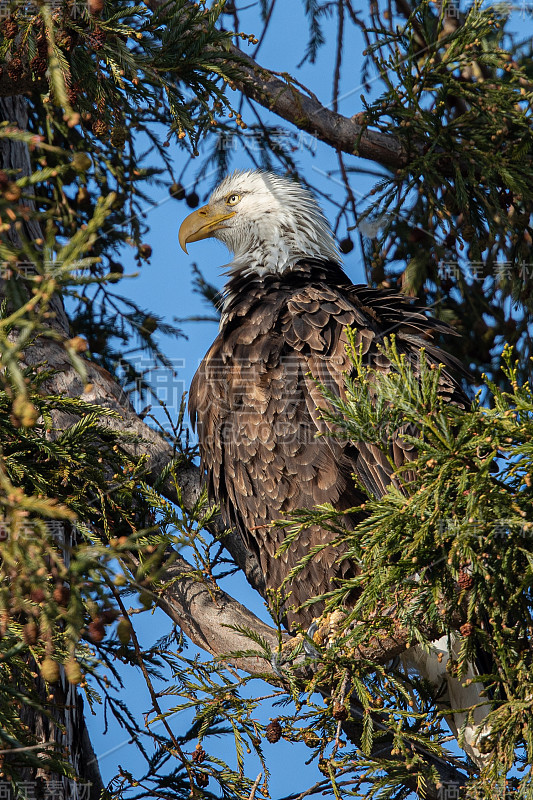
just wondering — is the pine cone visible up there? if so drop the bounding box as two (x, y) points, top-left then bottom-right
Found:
(7, 56), (23, 81)
(31, 588), (46, 604)
(23, 621), (39, 645)
(191, 744), (206, 763)
(2, 17), (18, 40)
(318, 758), (330, 776)
(265, 719), (282, 743)
(302, 730), (320, 748)
(110, 126), (127, 149)
(88, 26), (106, 51)
(92, 118), (108, 137)
(460, 623), (474, 637)
(30, 55), (47, 77)
(458, 570), (473, 591)
(88, 619), (106, 643)
(88, 0), (105, 14)
(186, 191), (200, 208)
(332, 701), (348, 721)
(170, 182), (185, 200)
(195, 772), (209, 789)
(52, 584), (70, 605)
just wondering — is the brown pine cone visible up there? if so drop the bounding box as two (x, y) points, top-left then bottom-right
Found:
(302, 730), (320, 748)
(52, 584), (70, 606)
(458, 570), (473, 591)
(30, 55), (48, 77)
(7, 56), (23, 81)
(2, 17), (19, 40)
(195, 772), (209, 789)
(111, 126), (127, 149)
(88, 619), (106, 643)
(67, 81), (82, 106)
(88, 26), (106, 50)
(92, 118), (108, 137)
(100, 608), (118, 624)
(265, 719), (282, 743)
(460, 622), (474, 637)
(88, 0), (105, 14)
(23, 621), (39, 645)
(332, 702), (348, 721)
(191, 744), (206, 764)
(318, 758), (330, 776)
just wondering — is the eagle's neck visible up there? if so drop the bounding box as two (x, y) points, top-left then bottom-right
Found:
(224, 236), (332, 279)
(218, 224), (341, 319)
(219, 258), (349, 326)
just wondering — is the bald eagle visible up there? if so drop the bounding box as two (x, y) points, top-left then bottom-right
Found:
(179, 170), (489, 766)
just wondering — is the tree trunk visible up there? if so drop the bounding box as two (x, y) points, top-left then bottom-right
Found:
(0, 95), (104, 800)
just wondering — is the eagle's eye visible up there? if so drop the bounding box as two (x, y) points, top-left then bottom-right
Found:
(226, 194), (241, 206)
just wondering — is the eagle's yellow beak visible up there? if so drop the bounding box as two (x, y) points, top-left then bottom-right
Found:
(178, 205), (236, 253)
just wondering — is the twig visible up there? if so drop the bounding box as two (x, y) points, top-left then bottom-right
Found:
(247, 772), (263, 800)
(332, 0), (344, 115)
(109, 582), (197, 795)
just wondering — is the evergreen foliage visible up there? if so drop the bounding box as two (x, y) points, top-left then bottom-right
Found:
(355, 0), (533, 380)
(274, 339), (533, 799)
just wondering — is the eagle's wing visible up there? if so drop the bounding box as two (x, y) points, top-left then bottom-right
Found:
(189, 273), (467, 625)
(281, 281), (468, 498)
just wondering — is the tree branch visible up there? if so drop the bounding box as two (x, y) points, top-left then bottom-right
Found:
(225, 44), (406, 169)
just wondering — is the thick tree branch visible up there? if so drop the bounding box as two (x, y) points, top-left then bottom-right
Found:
(0, 3), (405, 170)
(225, 44), (406, 169)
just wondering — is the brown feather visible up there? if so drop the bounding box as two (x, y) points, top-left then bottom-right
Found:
(189, 260), (468, 627)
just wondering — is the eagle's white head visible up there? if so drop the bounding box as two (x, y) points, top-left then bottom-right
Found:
(178, 170), (340, 278)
